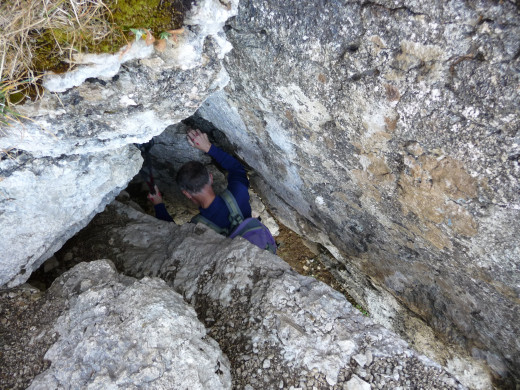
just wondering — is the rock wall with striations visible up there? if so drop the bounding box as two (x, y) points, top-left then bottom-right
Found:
(0, 0), (238, 288)
(197, 0), (520, 387)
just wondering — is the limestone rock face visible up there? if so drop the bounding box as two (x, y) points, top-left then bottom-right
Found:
(27, 260), (231, 389)
(196, 0), (520, 386)
(71, 201), (464, 389)
(0, 147), (142, 288)
(0, 0), (238, 287)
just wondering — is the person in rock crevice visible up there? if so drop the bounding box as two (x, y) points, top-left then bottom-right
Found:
(147, 128), (252, 229)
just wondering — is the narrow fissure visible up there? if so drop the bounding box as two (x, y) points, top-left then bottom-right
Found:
(26, 118), (368, 316)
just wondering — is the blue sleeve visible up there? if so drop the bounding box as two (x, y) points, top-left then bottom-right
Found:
(154, 203), (174, 222)
(207, 145), (249, 188)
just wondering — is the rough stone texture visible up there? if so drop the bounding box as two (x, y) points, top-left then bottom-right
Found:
(0, 284), (57, 390)
(26, 260), (231, 389)
(0, 147), (142, 288)
(1, 261), (231, 390)
(0, 0), (517, 387)
(0, 0), (238, 288)
(196, 0), (520, 387)
(70, 201), (465, 389)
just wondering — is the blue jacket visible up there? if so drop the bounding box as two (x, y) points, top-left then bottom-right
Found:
(154, 145), (251, 228)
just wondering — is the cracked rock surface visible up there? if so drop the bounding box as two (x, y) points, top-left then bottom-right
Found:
(197, 0), (520, 386)
(0, 260), (232, 390)
(66, 201), (464, 389)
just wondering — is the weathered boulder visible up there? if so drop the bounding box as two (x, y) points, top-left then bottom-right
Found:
(0, 147), (142, 287)
(7, 260), (230, 389)
(0, 264), (232, 390)
(196, 0), (520, 386)
(69, 201), (465, 389)
(0, 0), (238, 287)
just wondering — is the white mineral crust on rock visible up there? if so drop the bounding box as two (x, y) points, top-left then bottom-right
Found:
(0, 0), (238, 288)
(42, 40), (155, 93)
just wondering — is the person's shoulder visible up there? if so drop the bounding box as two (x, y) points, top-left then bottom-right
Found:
(227, 183), (249, 200)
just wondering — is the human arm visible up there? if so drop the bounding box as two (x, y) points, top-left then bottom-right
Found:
(186, 129), (248, 187)
(147, 185), (174, 222)
(207, 145), (249, 188)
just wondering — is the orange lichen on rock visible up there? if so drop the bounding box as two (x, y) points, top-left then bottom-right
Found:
(398, 154), (479, 248)
(384, 116), (398, 132)
(167, 27), (185, 43)
(350, 143), (479, 250)
(367, 153), (392, 177)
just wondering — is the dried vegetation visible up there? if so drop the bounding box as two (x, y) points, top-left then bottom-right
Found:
(1, 0), (119, 115)
(0, 0), (183, 125)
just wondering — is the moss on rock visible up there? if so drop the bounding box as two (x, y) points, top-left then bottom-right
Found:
(109, 0), (184, 34)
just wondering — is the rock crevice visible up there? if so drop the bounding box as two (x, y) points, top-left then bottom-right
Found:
(55, 201), (465, 389)
(0, 0), (239, 288)
(0, 0), (518, 387)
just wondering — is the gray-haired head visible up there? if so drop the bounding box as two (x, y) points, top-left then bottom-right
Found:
(176, 161), (210, 194)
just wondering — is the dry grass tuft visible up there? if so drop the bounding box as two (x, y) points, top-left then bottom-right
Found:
(0, 0), (126, 121)
(0, 0), (186, 126)
(1, 0), (118, 76)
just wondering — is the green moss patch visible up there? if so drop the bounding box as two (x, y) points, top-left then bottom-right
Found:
(31, 0), (185, 73)
(109, 0), (184, 35)
(0, 0), (187, 118)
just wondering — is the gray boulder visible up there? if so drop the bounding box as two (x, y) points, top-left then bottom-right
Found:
(70, 201), (465, 389)
(28, 260), (231, 390)
(0, 147), (141, 287)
